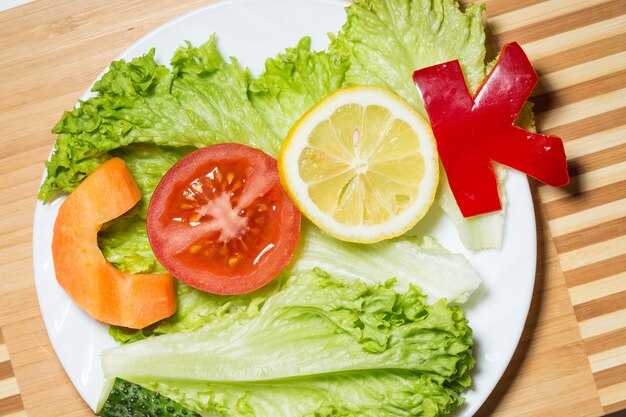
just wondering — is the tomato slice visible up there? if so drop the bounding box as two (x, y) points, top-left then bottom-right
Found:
(147, 143), (301, 295)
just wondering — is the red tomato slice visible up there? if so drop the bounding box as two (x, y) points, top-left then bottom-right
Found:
(147, 143), (301, 295)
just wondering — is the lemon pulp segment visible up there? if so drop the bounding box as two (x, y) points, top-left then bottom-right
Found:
(299, 103), (424, 227)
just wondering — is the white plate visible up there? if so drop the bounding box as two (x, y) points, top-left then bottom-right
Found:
(32, 0), (536, 415)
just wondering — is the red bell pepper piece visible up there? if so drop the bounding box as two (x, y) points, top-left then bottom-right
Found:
(413, 42), (569, 218)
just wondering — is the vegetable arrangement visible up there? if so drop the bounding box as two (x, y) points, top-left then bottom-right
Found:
(40, 0), (568, 415)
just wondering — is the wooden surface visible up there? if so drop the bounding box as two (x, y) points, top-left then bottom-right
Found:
(0, 0), (624, 416)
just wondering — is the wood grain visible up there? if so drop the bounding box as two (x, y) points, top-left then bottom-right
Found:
(1, 0), (624, 416)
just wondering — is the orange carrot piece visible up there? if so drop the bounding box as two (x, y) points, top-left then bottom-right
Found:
(52, 157), (176, 329)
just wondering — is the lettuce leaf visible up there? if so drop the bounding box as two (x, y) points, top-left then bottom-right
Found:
(330, 0), (486, 117)
(41, 0), (509, 251)
(103, 270), (473, 416)
(289, 222), (480, 303)
(249, 37), (349, 141)
(141, 370), (465, 417)
(39, 38), (282, 202)
(436, 165), (507, 250)
(43, 6), (485, 412)
(40, 50), (194, 201)
(45, 0), (487, 354)
(170, 35), (281, 156)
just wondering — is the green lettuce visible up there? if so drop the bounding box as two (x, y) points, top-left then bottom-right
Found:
(39, 38), (283, 202)
(436, 166), (507, 250)
(99, 214), (161, 275)
(40, 49), (193, 201)
(41, 0), (510, 250)
(141, 371), (465, 417)
(42, 2), (487, 412)
(288, 222), (480, 303)
(170, 35), (281, 156)
(249, 36), (349, 140)
(103, 270), (473, 416)
(330, 0), (486, 117)
(110, 144), (193, 216)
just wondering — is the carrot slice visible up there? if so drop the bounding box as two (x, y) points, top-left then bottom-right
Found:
(52, 157), (176, 329)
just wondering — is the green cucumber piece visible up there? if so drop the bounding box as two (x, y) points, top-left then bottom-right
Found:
(96, 378), (201, 417)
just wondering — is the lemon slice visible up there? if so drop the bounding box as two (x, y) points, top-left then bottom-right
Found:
(278, 86), (439, 243)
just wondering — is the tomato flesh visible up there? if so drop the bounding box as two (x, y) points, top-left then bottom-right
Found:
(147, 144), (301, 295)
(167, 162), (282, 275)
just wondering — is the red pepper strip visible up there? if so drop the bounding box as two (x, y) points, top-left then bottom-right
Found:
(413, 42), (569, 218)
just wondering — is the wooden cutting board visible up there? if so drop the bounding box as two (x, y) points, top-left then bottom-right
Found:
(0, 0), (624, 416)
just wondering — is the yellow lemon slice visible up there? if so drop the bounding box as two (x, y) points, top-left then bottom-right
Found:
(278, 86), (439, 243)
